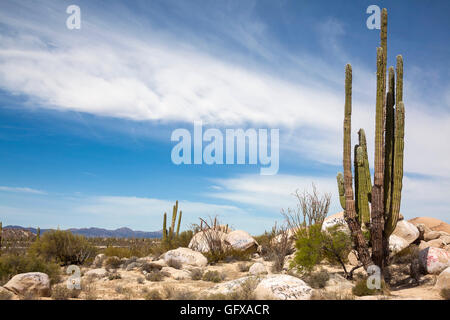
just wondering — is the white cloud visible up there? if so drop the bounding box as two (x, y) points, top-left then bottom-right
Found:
(0, 186), (47, 195)
(207, 174), (340, 215)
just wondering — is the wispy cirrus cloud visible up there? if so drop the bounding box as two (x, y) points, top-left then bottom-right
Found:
(0, 186), (47, 195)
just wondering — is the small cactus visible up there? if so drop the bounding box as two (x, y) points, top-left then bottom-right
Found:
(176, 210), (182, 237)
(162, 201), (182, 242)
(163, 212), (168, 241)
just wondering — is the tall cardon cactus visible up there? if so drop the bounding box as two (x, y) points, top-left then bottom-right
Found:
(336, 8), (405, 272)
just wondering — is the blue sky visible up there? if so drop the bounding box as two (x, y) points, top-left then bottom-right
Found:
(0, 0), (449, 234)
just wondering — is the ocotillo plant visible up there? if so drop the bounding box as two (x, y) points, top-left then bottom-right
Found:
(162, 200), (182, 243)
(336, 8), (405, 272)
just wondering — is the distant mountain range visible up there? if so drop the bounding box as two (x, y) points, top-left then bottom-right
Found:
(4, 225), (162, 239)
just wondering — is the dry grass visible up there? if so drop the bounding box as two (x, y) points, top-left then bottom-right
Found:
(166, 258), (182, 269)
(203, 277), (259, 300)
(311, 290), (355, 300)
(237, 263), (250, 272)
(190, 268), (203, 280)
(441, 288), (450, 300)
(51, 285), (81, 300)
(202, 270), (226, 283)
(142, 288), (163, 300)
(0, 289), (14, 300)
(162, 285), (197, 300)
(81, 279), (97, 300)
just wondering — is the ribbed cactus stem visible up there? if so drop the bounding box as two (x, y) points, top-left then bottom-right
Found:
(169, 200), (178, 240)
(343, 64), (354, 202)
(384, 67), (395, 218)
(374, 47), (386, 189)
(176, 210), (182, 237)
(163, 212), (167, 241)
(385, 101), (404, 236)
(356, 146), (371, 226)
(354, 144), (360, 220)
(342, 64), (373, 269)
(36, 227), (41, 240)
(336, 172), (345, 209)
(371, 45), (387, 268)
(381, 9), (388, 73)
(358, 129), (372, 201)
(396, 55), (403, 104)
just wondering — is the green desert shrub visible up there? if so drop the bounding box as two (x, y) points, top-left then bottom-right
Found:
(292, 224), (324, 273)
(0, 253), (60, 285)
(28, 230), (97, 265)
(321, 225), (352, 267)
(292, 224), (352, 276)
(103, 247), (134, 259)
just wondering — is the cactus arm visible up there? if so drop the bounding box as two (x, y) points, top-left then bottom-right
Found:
(356, 146), (371, 226)
(396, 55), (403, 104)
(358, 129), (372, 201)
(385, 101), (404, 236)
(169, 200), (178, 240)
(384, 66), (395, 219)
(336, 172), (346, 210)
(354, 144), (360, 221)
(176, 210), (182, 237)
